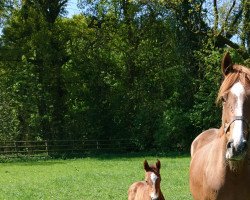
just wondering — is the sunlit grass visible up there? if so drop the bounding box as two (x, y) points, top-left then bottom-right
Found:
(0, 153), (192, 200)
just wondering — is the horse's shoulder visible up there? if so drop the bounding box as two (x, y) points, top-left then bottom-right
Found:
(191, 128), (220, 157)
(128, 181), (146, 191)
(128, 181), (147, 200)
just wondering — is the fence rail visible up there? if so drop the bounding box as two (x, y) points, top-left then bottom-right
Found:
(0, 139), (138, 156)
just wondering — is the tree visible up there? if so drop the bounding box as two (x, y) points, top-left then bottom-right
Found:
(0, 0), (248, 152)
(1, 0), (69, 141)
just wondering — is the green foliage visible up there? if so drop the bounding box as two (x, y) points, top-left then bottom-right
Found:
(0, 86), (19, 141)
(190, 43), (222, 132)
(0, 0), (249, 150)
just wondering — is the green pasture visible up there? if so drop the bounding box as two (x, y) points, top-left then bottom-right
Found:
(0, 153), (192, 200)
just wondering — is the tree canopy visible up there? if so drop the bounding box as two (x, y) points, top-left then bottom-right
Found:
(0, 0), (249, 151)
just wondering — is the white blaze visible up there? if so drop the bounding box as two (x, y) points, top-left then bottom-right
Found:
(150, 173), (159, 200)
(230, 82), (245, 147)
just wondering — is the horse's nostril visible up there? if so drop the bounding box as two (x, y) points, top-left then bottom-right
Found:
(227, 140), (248, 152)
(240, 141), (248, 152)
(226, 140), (234, 149)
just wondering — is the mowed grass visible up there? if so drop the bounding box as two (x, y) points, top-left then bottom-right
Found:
(0, 153), (192, 200)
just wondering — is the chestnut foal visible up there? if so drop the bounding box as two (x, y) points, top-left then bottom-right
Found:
(128, 160), (165, 200)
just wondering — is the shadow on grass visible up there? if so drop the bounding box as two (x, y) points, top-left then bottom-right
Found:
(0, 150), (190, 164)
(0, 154), (65, 166)
(77, 150), (190, 160)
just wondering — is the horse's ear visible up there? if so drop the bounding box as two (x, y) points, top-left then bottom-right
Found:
(221, 52), (233, 76)
(156, 159), (161, 170)
(144, 160), (150, 171)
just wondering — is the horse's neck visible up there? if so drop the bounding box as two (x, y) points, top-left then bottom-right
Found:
(159, 191), (165, 200)
(207, 135), (227, 174)
(141, 181), (164, 200)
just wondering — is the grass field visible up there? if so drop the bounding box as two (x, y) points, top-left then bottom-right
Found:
(0, 153), (192, 200)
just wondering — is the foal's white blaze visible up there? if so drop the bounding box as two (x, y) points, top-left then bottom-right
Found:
(150, 173), (159, 199)
(230, 82), (246, 148)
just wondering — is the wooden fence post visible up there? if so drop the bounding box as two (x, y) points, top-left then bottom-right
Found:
(14, 141), (17, 154)
(45, 140), (48, 156)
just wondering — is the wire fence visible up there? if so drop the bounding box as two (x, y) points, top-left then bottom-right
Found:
(0, 139), (139, 157)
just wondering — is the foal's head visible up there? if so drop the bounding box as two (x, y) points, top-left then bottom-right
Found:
(218, 53), (250, 161)
(144, 160), (162, 200)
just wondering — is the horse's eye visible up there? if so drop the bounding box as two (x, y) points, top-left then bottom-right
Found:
(222, 94), (228, 103)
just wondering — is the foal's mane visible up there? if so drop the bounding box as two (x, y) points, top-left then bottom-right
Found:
(217, 64), (250, 103)
(145, 165), (160, 179)
(148, 165), (159, 174)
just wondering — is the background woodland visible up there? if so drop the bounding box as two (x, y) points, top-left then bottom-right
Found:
(0, 0), (249, 151)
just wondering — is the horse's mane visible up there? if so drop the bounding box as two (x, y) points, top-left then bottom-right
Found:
(148, 165), (159, 174)
(217, 64), (250, 103)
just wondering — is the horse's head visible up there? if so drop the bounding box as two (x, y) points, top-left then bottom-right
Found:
(219, 53), (250, 161)
(144, 159), (162, 200)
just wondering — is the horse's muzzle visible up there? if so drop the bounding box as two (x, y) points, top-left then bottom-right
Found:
(226, 139), (248, 160)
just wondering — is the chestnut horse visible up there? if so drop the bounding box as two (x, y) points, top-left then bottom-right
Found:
(128, 160), (165, 200)
(190, 53), (250, 200)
